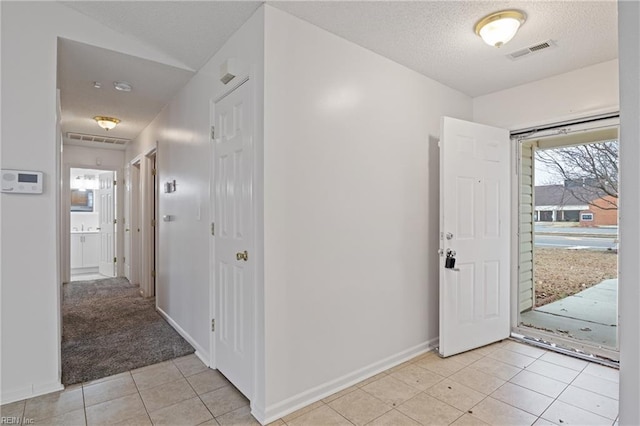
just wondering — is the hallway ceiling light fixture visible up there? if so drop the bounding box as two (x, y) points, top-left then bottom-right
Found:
(113, 81), (132, 92)
(93, 116), (120, 131)
(475, 10), (526, 48)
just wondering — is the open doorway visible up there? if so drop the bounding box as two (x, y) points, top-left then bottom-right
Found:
(515, 119), (619, 359)
(127, 148), (158, 298)
(69, 167), (117, 282)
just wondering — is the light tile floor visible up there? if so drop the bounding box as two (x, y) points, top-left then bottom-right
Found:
(1, 340), (619, 425)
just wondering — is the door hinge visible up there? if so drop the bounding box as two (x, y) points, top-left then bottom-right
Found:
(151, 270), (156, 277)
(211, 126), (215, 140)
(113, 218), (117, 224)
(123, 256), (126, 263)
(211, 319), (215, 332)
(151, 219), (156, 227)
(152, 168), (157, 176)
(113, 256), (117, 263)
(211, 222), (215, 236)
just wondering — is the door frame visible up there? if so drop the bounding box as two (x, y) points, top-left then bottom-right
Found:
(62, 163), (123, 283)
(126, 161), (141, 286)
(509, 111), (620, 362)
(208, 73), (258, 398)
(128, 144), (158, 298)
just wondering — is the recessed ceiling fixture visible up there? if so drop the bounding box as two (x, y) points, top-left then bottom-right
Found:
(113, 81), (132, 92)
(93, 116), (120, 131)
(475, 10), (526, 48)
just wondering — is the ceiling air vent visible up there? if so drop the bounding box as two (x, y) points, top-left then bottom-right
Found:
(507, 40), (557, 61)
(67, 132), (130, 145)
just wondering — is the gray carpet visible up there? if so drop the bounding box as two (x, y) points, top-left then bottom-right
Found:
(62, 277), (194, 385)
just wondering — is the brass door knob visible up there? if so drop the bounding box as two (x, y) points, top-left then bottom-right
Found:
(236, 250), (248, 261)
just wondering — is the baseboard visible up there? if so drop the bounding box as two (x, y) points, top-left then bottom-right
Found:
(1, 381), (64, 405)
(254, 338), (438, 425)
(156, 307), (210, 365)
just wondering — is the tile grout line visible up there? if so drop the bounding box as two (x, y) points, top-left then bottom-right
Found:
(174, 357), (220, 425)
(130, 369), (154, 424)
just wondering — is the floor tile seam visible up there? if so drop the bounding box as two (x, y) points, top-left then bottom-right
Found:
(128, 368), (153, 424)
(500, 379), (563, 402)
(501, 346), (546, 360)
(454, 393), (491, 424)
(569, 380), (619, 400)
(510, 366), (570, 390)
(580, 369), (620, 385)
(418, 388), (478, 418)
(357, 379), (420, 408)
(488, 386), (554, 418)
(553, 395), (619, 421)
(536, 356), (589, 373)
(523, 365), (580, 385)
(322, 403), (357, 426)
(197, 385), (251, 420)
(82, 382), (140, 409)
(539, 400), (617, 426)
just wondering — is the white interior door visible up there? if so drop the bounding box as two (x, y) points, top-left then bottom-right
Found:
(98, 171), (116, 277)
(439, 116), (511, 357)
(214, 79), (254, 398)
(124, 165), (132, 280)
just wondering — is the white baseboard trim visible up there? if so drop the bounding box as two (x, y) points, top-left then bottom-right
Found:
(1, 381), (64, 405)
(156, 307), (210, 366)
(253, 338), (438, 425)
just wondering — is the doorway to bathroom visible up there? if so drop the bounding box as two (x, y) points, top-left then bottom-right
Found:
(69, 167), (118, 282)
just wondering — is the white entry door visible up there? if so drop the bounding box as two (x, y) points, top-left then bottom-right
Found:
(213, 79), (254, 398)
(98, 171), (116, 277)
(439, 117), (511, 357)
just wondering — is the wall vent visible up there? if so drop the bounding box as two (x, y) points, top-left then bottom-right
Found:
(507, 40), (557, 60)
(66, 132), (130, 145)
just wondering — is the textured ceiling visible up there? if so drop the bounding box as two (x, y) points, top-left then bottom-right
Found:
(272, 1), (618, 97)
(56, 0), (618, 148)
(61, 1), (263, 71)
(57, 38), (195, 143)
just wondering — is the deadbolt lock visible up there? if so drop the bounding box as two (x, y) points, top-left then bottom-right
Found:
(236, 250), (248, 261)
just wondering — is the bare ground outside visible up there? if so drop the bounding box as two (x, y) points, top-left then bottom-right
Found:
(534, 248), (618, 307)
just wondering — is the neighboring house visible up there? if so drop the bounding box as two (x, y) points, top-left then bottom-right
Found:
(534, 184), (618, 226)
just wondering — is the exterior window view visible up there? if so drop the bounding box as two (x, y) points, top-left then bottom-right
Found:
(519, 138), (619, 351)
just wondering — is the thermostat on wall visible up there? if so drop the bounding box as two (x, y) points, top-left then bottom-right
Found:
(1, 169), (43, 194)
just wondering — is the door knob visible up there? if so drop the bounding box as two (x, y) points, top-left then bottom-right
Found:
(236, 250), (248, 261)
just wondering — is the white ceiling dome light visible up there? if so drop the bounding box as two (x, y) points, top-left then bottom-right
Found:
(113, 81), (133, 92)
(475, 10), (526, 48)
(93, 116), (120, 131)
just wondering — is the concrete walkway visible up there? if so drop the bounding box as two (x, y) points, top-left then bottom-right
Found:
(520, 279), (618, 348)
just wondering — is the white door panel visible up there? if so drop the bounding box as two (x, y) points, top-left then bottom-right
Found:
(214, 80), (254, 398)
(439, 116), (511, 357)
(98, 171), (116, 277)
(124, 165), (132, 280)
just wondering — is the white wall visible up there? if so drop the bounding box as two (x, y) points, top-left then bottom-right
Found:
(473, 59), (619, 130)
(618, 2), (640, 424)
(125, 6), (265, 372)
(260, 6), (472, 421)
(0, 1), (191, 403)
